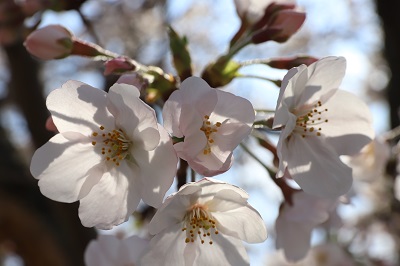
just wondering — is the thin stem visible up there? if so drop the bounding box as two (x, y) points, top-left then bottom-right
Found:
(254, 109), (275, 113)
(191, 168), (196, 182)
(239, 58), (272, 66)
(236, 74), (281, 86)
(240, 143), (276, 177)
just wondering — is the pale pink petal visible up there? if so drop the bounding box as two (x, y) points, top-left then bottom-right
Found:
(299, 56), (346, 106)
(148, 186), (201, 235)
(212, 90), (255, 126)
(162, 90), (184, 137)
(47, 80), (115, 135)
(284, 135), (353, 198)
(179, 76), (218, 116)
(31, 133), (102, 203)
(276, 217), (313, 262)
(274, 65), (308, 128)
(84, 234), (148, 266)
(322, 90), (374, 155)
(284, 191), (336, 224)
(84, 235), (120, 266)
(132, 125), (177, 208)
(190, 151), (233, 176)
(78, 162), (141, 229)
(141, 223), (250, 266)
(120, 235), (149, 264)
(210, 190), (267, 243)
(196, 178), (249, 200)
(107, 83), (160, 151)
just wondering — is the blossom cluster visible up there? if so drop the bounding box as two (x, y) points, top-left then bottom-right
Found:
(26, 0), (377, 265)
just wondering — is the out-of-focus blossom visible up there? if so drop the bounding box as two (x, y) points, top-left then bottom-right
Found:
(140, 178), (267, 266)
(276, 191), (339, 261)
(84, 234), (148, 266)
(273, 56), (374, 198)
(163, 76), (254, 176)
(265, 243), (354, 266)
(30, 81), (177, 229)
(346, 138), (390, 182)
(24, 25), (73, 60)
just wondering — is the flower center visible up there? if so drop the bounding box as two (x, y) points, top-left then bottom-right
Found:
(294, 101), (329, 138)
(91, 125), (131, 166)
(181, 204), (219, 245)
(200, 115), (222, 155)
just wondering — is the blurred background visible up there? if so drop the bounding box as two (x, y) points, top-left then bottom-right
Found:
(0, 0), (399, 265)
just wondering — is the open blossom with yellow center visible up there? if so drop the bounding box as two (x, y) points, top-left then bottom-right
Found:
(140, 178), (267, 266)
(30, 80), (177, 229)
(163, 76), (255, 176)
(273, 56), (374, 198)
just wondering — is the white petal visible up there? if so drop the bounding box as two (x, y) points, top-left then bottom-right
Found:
(210, 190), (267, 243)
(107, 83), (160, 151)
(276, 217), (313, 262)
(322, 90), (374, 155)
(284, 135), (353, 198)
(141, 223), (249, 266)
(31, 133), (102, 203)
(148, 185), (201, 235)
(179, 76), (218, 116)
(162, 90), (184, 137)
(212, 90), (255, 126)
(133, 125), (177, 208)
(284, 191), (336, 224)
(120, 235), (149, 264)
(303, 56), (346, 105)
(47, 80), (115, 135)
(274, 66), (308, 128)
(84, 235), (119, 266)
(78, 162), (141, 229)
(189, 150), (232, 177)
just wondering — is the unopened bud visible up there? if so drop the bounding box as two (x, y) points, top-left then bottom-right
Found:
(267, 56), (318, 69)
(24, 25), (73, 60)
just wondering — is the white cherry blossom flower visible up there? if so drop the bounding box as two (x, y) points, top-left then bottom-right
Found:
(30, 81), (177, 229)
(140, 178), (267, 266)
(276, 191), (339, 261)
(273, 56), (374, 198)
(84, 234), (148, 266)
(163, 76), (255, 176)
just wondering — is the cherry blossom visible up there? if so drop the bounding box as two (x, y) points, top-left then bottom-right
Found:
(84, 234), (148, 266)
(275, 191), (339, 261)
(163, 76), (254, 176)
(30, 81), (177, 229)
(140, 178), (267, 266)
(273, 56), (374, 198)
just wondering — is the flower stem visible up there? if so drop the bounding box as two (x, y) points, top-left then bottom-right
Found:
(235, 74), (281, 87)
(240, 143), (276, 177)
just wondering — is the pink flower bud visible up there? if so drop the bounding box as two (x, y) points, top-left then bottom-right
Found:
(103, 57), (135, 75)
(45, 117), (58, 132)
(267, 56), (318, 69)
(252, 8), (305, 44)
(24, 25), (73, 60)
